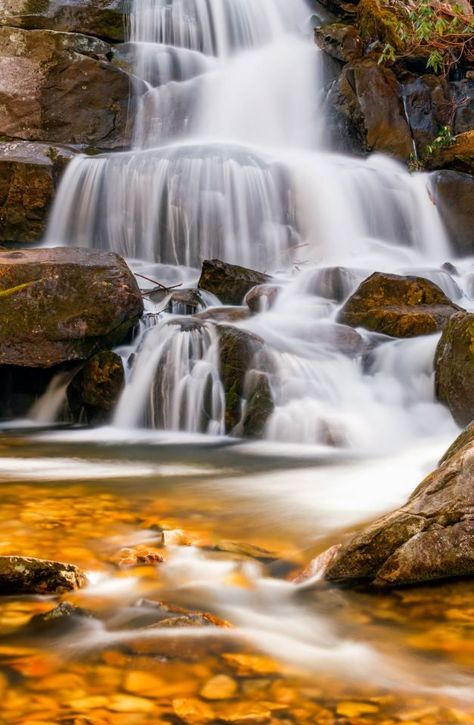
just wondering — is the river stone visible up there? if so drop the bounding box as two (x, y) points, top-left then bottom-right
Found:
(326, 57), (413, 159)
(324, 434), (474, 586)
(198, 259), (270, 306)
(0, 141), (74, 243)
(67, 350), (125, 423)
(338, 272), (461, 337)
(435, 312), (474, 426)
(314, 22), (363, 63)
(431, 170), (474, 256)
(0, 27), (141, 148)
(0, 0), (128, 42)
(0, 247), (143, 367)
(0, 556), (86, 594)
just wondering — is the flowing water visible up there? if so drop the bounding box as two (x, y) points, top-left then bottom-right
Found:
(3, 0), (474, 722)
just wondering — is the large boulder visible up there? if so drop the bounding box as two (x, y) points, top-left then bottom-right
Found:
(431, 170), (474, 256)
(198, 259), (270, 306)
(326, 57), (413, 159)
(0, 556), (86, 594)
(324, 433), (474, 586)
(0, 27), (142, 148)
(0, 0), (128, 42)
(338, 272), (461, 337)
(0, 247), (143, 367)
(67, 350), (125, 423)
(435, 312), (474, 426)
(0, 141), (74, 243)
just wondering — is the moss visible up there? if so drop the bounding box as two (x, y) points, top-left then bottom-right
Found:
(357, 0), (402, 49)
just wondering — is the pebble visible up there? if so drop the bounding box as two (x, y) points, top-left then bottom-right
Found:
(201, 674), (238, 700)
(172, 697), (215, 722)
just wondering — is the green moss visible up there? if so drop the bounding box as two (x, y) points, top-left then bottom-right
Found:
(357, 0), (402, 49)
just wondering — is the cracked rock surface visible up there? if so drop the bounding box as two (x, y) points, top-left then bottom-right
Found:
(324, 433), (474, 586)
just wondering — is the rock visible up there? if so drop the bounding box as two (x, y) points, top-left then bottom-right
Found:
(313, 321), (368, 356)
(451, 79), (474, 136)
(306, 266), (366, 302)
(426, 130), (474, 175)
(244, 284), (280, 314)
(401, 75), (451, 155)
(435, 312), (474, 426)
(147, 288), (206, 315)
(0, 556), (86, 594)
(324, 431), (474, 586)
(201, 675), (238, 701)
(314, 22), (363, 63)
(217, 326), (268, 433)
(338, 272), (461, 337)
(26, 602), (93, 632)
(0, 247), (143, 367)
(439, 421), (474, 465)
(241, 372), (274, 438)
(431, 170), (474, 256)
(0, 27), (142, 148)
(326, 57), (413, 159)
(0, 0), (128, 42)
(194, 306), (251, 323)
(67, 351), (125, 423)
(198, 259), (270, 306)
(0, 141), (74, 244)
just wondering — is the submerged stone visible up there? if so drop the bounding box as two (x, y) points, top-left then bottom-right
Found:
(0, 556), (86, 594)
(198, 259), (270, 306)
(338, 272), (460, 337)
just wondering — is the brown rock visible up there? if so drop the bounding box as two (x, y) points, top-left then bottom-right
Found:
(338, 272), (460, 337)
(0, 247), (143, 367)
(245, 284), (280, 314)
(325, 437), (474, 586)
(426, 130), (474, 176)
(198, 259), (270, 306)
(67, 350), (125, 423)
(431, 170), (474, 256)
(435, 312), (474, 426)
(0, 141), (74, 243)
(0, 27), (142, 148)
(314, 22), (363, 63)
(0, 556), (86, 594)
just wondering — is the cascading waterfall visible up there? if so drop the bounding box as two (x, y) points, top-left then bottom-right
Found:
(42, 0), (460, 448)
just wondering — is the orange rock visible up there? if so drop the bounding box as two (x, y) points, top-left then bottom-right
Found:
(336, 701), (379, 717)
(124, 670), (165, 696)
(200, 674), (238, 700)
(172, 697), (215, 723)
(108, 694), (155, 713)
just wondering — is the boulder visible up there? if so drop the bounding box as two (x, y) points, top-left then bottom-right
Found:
(245, 284), (280, 313)
(67, 350), (125, 423)
(431, 170), (474, 256)
(194, 307), (251, 323)
(324, 433), (474, 586)
(241, 372), (274, 438)
(0, 0), (128, 42)
(313, 321), (368, 356)
(435, 312), (474, 426)
(401, 75), (451, 155)
(314, 22), (363, 63)
(338, 272), (461, 337)
(0, 141), (74, 243)
(217, 325), (269, 433)
(148, 288), (206, 315)
(306, 266), (366, 302)
(0, 247), (143, 367)
(0, 27), (142, 148)
(326, 57), (413, 159)
(0, 556), (86, 594)
(451, 79), (474, 136)
(198, 259), (270, 306)
(426, 130), (474, 175)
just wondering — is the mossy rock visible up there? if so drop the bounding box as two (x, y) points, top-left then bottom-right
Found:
(67, 350), (125, 423)
(435, 312), (474, 426)
(198, 259), (270, 306)
(426, 130), (474, 176)
(338, 272), (461, 337)
(314, 22), (363, 63)
(242, 372), (274, 439)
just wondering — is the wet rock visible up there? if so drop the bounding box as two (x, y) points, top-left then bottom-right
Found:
(201, 674), (238, 701)
(67, 351), (125, 423)
(431, 170), (474, 256)
(313, 322), (368, 356)
(451, 79), (474, 136)
(0, 247), (143, 367)
(338, 272), (461, 337)
(0, 141), (74, 244)
(315, 22), (363, 63)
(26, 602), (93, 633)
(324, 432), (474, 586)
(0, 0), (128, 42)
(194, 306), (251, 323)
(241, 372), (274, 438)
(245, 284), (280, 314)
(435, 312), (474, 426)
(327, 57), (413, 159)
(440, 421), (474, 465)
(147, 288), (206, 315)
(0, 556), (86, 594)
(401, 75), (451, 155)
(198, 259), (270, 306)
(307, 266), (366, 302)
(425, 130), (474, 175)
(217, 326), (268, 433)
(0, 27), (142, 148)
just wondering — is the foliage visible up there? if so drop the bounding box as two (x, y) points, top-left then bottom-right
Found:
(425, 124), (456, 154)
(361, 0), (474, 74)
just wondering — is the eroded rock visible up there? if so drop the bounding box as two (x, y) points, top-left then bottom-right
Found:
(0, 247), (143, 367)
(0, 556), (86, 594)
(435, 312), (474, 426)
(198, 259), (270, 306)
(338, 272), (461, 337)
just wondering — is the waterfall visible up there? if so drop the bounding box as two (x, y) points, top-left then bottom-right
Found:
(42, 0), (459, 448)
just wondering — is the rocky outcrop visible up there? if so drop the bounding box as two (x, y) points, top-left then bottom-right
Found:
(67, 350), (125, 423)
(0, 0), (128, 42)
(338, 272), (461, 337)
(425, 130), (474, 175)
(0, 556), (86, 594)
(0, 27), (142, 148)
(324, 433), (474, 586)
(431, 170), (474, 255)
(0, 141), (74, 243)
(0, 247), (143, 367)
(326, 57), (413, 159)
(314, 22), (363, 63)
(435, 312), (474, 426)
(198, 259), (270, 306)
